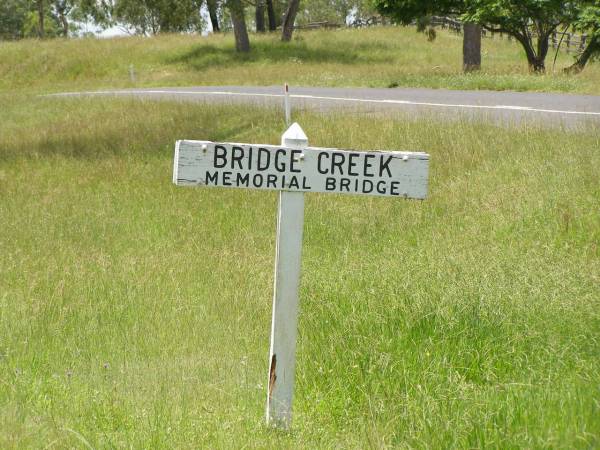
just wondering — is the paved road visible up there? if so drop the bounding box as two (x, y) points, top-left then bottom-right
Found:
(51, 86), (600, 128)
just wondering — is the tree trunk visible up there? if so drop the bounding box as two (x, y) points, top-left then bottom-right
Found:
(565, 35), (600, 73)
(37, 0), (44, 38)
(229, 0), (250, 52)
(463, 23), (481, 72)
(281, 0), (300, 41)
(266, 0), (276, 31)
(256, 0), (265, 32)
(536, 32), (551, 71)
(513, 32), (546, 73)
(207, 0), (220, 32)
(60, 15), (69, 36)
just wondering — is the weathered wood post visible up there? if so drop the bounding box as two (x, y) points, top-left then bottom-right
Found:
(266, 123), (308, 429)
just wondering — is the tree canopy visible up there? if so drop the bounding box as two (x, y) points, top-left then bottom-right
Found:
(568, 1), (600, 71)
(375, 0), (593, 72)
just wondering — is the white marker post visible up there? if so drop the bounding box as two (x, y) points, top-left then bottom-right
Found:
(172, 123), (429, 430)
(284, 83), (291, 126)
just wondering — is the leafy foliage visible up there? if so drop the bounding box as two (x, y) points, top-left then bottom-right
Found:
(113, 0), (204, 34)
(375, 0), (586, 71)
(374, 0), (462, 25)
(0, 0), (29, 40)
(568, 2), (600, 70)
(462, 0), (579, 71)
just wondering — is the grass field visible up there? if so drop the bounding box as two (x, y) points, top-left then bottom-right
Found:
(1, 94), (599, 448)
(1, 26), (600, 94)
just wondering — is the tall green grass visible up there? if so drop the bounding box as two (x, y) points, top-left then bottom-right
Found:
(1, 96), (598, 448)
(1, 26), (599, 94)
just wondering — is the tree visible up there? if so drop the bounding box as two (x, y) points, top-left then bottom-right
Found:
(374, 0), (482, 71)
(0, 0), (28, 40)
(463, 22), (481, 71)
(463, 0), (578, 72)
(226, 0), (250, 51)
(52, 0), (74, 36)
(206, 0), (220, 31)
(20, 1), (63, 38)
(266, 0), (276, 30)
(281, 0), (300, 41)
(113, 0), (204, 34)
(296, 0), (372, 25)
(567, 2), (600, 72)
(256, 0), (265, 31)
(37, 0), (45, 37)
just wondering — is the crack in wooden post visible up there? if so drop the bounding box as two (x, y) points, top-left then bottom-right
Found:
(268, 354), (277, 400)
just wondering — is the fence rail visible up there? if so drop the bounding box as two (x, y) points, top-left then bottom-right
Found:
(293, 21), (342, 30)
(431, 16), (588, 54)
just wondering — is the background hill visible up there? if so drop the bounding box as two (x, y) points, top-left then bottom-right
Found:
(1, 26), (600, 94)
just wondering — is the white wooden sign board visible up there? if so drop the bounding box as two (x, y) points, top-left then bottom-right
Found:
(172, 123), (429, 429)
(173, 142), (429, 199)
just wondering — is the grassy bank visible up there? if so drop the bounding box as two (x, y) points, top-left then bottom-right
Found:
(1, 27), (600, 94)
(1, 96), (598, 448)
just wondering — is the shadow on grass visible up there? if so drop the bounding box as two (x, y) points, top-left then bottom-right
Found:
(166, 40), (389, 70)
(2, 124), (259, 161)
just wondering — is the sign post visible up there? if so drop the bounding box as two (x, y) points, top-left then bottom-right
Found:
(266, 123), (308, 428)
(172, 123), (429, 429)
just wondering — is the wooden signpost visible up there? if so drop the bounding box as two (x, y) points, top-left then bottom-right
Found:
(173, 122), (429, 429)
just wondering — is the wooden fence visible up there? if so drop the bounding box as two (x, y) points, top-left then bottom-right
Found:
(431, 16), (588, 54)
(293, 21), (342, 30)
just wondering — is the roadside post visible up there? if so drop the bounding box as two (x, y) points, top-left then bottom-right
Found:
(172, 123), (429, 429)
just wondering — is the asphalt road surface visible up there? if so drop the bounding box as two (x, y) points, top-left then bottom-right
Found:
(51, 86), (600, 128)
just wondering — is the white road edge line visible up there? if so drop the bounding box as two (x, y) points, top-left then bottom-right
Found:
(46, 89), (600, 117)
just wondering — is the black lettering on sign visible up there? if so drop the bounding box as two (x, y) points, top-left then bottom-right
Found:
(274, 149), (286, 172)
(340, 178), (350, 192)
(205, 171), (219, 185)
(214, 145), (227, 168)
(253, 173), (264, 187)
(267, 174), (277, 188)
(290, 150), (302, 173)
(222, 171), (232, 186)
(331, 152), (345, 175)
(289, 176), (300, 189)
(362, 179), (373, 193)
(231, 146), (244, 169)
(379, 156), (393, 177)
(325, 177), (336, 191)
(390, 181), (400, 196)
(237, 173), (250, 186)
(363, 154), (375, 177)
(302, 177), (312, 190)
(257, 148), (270, 171)
(376, 180), (386, 194)
(348, 153), (360, 176)
(318, 152), (329, 174)
(247, 147), (253, 170)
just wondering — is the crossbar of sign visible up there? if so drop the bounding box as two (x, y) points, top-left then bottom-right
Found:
(173, 141), (429, 199)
